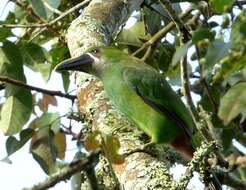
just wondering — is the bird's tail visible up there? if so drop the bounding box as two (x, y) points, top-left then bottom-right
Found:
(171, 135), (222, 190)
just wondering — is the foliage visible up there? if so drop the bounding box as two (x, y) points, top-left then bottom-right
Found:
(0, 0), (245, 189)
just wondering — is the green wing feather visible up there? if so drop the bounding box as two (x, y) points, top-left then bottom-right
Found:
(122, 65), (194, 140)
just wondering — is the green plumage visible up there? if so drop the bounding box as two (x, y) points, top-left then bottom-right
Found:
(56, 47), (196, 158)
(56, 47), (223, 188)
(101, 49), (194, 143)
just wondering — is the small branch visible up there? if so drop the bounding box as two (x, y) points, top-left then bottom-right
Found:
(0, 76), (76, 101)
(1, 0), (91, 29)
(159, 0), (191, 42)
(132, 6), (194, 56)
(181, 55), (200, 121)
(14, 0), (60, 38)
(140, 46), (152, 61)
(47, 0), (91, 26)
(29, 0), (91, 41)
(159, 0), (199, 123)
(194, 45), (218, 113)
(23, 150), (101, 190)
(215, 168), (246, 190)
(43, 0), (62, 15)
(0, 23), (48, 28)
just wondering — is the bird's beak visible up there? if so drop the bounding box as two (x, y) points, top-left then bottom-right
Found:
(55, 54), (94, 72)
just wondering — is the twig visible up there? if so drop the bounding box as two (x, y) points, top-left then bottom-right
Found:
(159, 0), (199, 122)
(181, 55), (200, 121)
(0, 76), (76, 101)
(0, 23), (48, 28)
(14, 0), (60, 38)
(159, 0), (191, 42)
(22, 150), (101, 190)
(29, 0), (91, 41)
(43, 0), (62, 15)
(140, 46), (152, 61)
(194, 45), (218, 113)
(47, 0), (91, 26)
(1, 0), (91, 29)
(215, 168), (246, 190)
(132, 6), (194, 56)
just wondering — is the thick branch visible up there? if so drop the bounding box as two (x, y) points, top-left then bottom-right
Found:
(0, 76), (76, 101)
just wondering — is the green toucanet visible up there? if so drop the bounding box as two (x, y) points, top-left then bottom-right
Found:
(56, 47), (223, 189)
(56, 47), (196, 160)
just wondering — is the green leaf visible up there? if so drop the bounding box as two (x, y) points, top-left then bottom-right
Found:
(28, 0), (47, 20)
(50, 43), (70, 67)
(143, 6), (162, 35)
(117, 21), (150, 46)
(0, 41), (26, 97)
(36, 112), (60, 130)
(171, 41), (191, 66)
(62, 72), (70, 93)
(211, 0), (235, 13)
(21, 43), (47, 67)
(218, 82), (246, 125)
(28, 0), (61, 20)
(192, 28), (215, 44)
(31, 128), (57, 174)
(104, 135), (124, 164)
(0, 89), (32, 135)
(6, 128), (34, 156)
(231, 10), (246, 47)
(204, 40), (230, 78)
(0, 26), (12, 41)
(117, 29), (143, 46)
(30, 112), (64, 174)
(221, 126), (235, 153)
(34, 63), (52, 82)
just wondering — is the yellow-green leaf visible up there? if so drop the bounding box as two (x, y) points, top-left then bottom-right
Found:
(0, 90), (32, 135)
(54, 131), (66, 160)
(218, 82), (246, 125)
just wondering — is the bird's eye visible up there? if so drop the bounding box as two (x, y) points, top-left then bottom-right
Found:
(91, 48), (100, 54)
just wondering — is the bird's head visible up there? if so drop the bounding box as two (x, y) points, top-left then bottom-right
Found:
(55, 48), (106, 77)
(56, 47), (133, 77)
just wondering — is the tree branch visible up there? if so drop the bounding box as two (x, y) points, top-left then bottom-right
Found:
(159, 0), (199, 122)
(0, 76), (76, 101)
(216, 168), (246, 190)
(0, 0), (91, 29)
(132, 6), (194, 56)
(22, 150), (101, 190)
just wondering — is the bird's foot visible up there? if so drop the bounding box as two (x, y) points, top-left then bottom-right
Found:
(123, 142), (157, 158)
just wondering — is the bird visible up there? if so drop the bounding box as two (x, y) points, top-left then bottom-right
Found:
(56, 47), (223, 189)
(56, 47), (197, 160)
